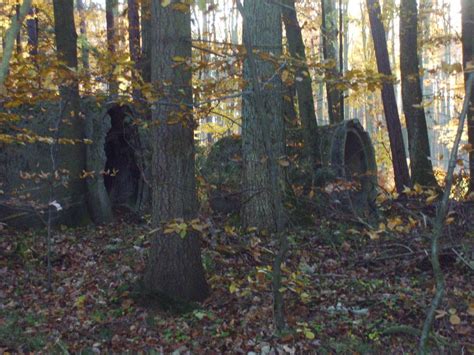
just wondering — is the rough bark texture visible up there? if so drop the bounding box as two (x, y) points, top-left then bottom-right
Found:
(282, 0), (321, 166)
(53, 0), (90, 224)
(106, 0), (118, 95)
(140, 0), (152, 84)
(77, 0), (89, 71)
(84, 102), (114, 224)
(462, 0), (474, 192)
(143, 0), (208, 303)
(0, 0), (32, 88)
(321, 0), (343, 123)
(241, 0), (285, 231)
(127, 0), (140, 99)
(367, 0), (411, 192)
(400, 0), (437, 186)
(26, 6), (38, 56)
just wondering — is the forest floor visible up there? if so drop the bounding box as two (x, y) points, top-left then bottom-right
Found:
(1, 199), (473, 353)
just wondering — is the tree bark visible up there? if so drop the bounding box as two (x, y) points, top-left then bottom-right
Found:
(0, 0), (32, 89)
(53, 0), (90, 223)
(15, 3), (22, 54)
(462, 0), (474, 193)
(26, 6), (38, 56)
(321, 0), (343, 123)
(143, 0), (208, 303)
(127, 0), (141, 99)
(282, 0), (321, 166)
(106, 0), (118, 95)
(240, 0), (285, 232)
(400, 0), (437, 186)
(77, 0), (89, 71)
(367, 0), (411, 192)
(141, 0), (152, 84)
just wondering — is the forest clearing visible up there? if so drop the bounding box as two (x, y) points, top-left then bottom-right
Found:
(0, 0), (473, 353)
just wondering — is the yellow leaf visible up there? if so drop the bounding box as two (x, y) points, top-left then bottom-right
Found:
(445, 216), (455, 224)
(172, 56), (186, 62)
(426, 194), (438, 204)
(414, 183), (423, 194)
(229, 283), (238, 294)
(467, 303), (474, 316)
(304, 330), (315, 340)
(449, 314), (461, 325)
(161, 0), (171, 6)
(346, 228), (360, 235)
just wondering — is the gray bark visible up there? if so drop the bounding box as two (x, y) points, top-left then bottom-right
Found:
(462, 0), (474, 192)
(143, 0), (209, 303)
(240, 0), (285, 232)
(400, 0), (437, 186)
(321, 0), (343, 123)
(0, 0), (32, 89)
(282, 0), (321, 166)
(367, 0), (411, 192)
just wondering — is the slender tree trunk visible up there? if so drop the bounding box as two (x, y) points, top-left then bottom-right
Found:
(26, 6), (38, 56)
(106, 0), (118, 95)
(143, 0), (208, 303)
(462, 0), (474, 193)
(240, 0), (285, 232)
(127, 0), (140, 99)
(15, 2), (22, 54)
(321, 0), (343, 123)
(77, 0), (89, 71)
(141, 0), (151, 84)
(400, 0), (437, 186)
(0, 0), (32, 89)
(367, 0), (411, 192)
(282, 0), (320, 165)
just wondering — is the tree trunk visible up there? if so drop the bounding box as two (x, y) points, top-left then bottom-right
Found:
(321, 0), (343, 123)
(77, 0), (89, 71)
(106, 0), (118, 95)
(26, 6), (38, 56)
(282, 0), (321, 166)
(127, 0), (140, 99)
(140, 0), (151, 84)
(240, 0), (285, 232)
(15, 3), (22, 54)
(367, 0), (411, 192)
(462, 0), (474, 193)
(143, 0), (208, 303)
(0, 0), (32, 89)
(53, 0), (90, 223)
(400, 0), (437, 186)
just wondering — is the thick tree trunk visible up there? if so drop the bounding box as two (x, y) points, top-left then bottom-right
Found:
(241, 0), (285, 232)
(282, 0), (321, 165)
(106, 0), (118, 95)
(462, 0), (474, 193)
(400, 0), (437, 186)
(143, 0), (208, 303)
(53, 0), (90, 223)
(321, 0), (343, 123)
(367, 0), (411, 192)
